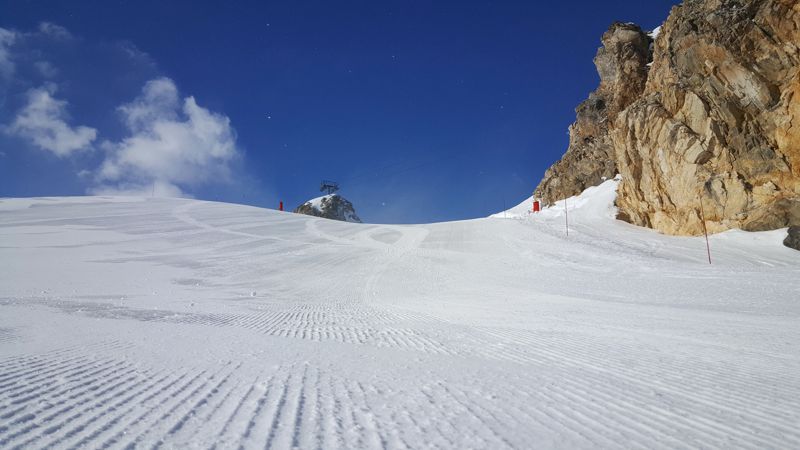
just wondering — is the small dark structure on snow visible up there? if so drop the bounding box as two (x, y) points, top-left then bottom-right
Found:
(320, 180), (339, 195)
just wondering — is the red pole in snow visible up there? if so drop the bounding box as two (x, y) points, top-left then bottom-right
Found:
(699, 200), (712, 265)
(279, 201), (283, 212)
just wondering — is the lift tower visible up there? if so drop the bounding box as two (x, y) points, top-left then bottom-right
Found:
(320, 180), (340, 195)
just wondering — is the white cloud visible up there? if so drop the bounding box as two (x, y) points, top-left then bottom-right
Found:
(37, 22), (74, 41)
(93, 77), (240, 197)
(117, 77), (180, 132)
(0, 27), (15, 80)
(0, 23), (244, 199)
(5, 85), (98, 156)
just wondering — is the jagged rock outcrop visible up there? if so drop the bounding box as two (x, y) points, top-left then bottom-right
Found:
(614, 0), (800, 235)
(294, 194), (362, 223)
(535, 23), (652, 205)
(536, 0), (800, 238)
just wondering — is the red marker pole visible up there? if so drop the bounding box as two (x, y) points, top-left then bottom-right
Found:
(279, 201), (283, 212)
(699, 200), (712, 265)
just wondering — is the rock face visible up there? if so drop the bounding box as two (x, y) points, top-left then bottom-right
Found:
(536, 0), (800, 236)
(294, 194), (362, 223)
(535, 23), (652, 206)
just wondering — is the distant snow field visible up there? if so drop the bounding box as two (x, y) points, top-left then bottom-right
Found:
(1, 180), (798, 449)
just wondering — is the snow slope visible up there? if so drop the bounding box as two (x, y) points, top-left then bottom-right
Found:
(1, 181), (798, 449)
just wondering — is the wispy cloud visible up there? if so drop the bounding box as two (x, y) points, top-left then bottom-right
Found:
(0, 22), (73, 84)
(90, 180), (186, 198)
(4, 84), (97, 156)
(92, 77), (241, 197)
(34, 60), (59, 78)
(0, 27), (15, 80)
(36, 22), (74, 41)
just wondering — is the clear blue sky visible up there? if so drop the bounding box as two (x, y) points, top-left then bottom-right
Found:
(0, 0), (676, 223)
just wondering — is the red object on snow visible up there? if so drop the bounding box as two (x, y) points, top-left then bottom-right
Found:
(279, 201), (284, 211)
(533, 200), (540, 213)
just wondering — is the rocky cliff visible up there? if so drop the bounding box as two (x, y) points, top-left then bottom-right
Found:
(535, 23), (652, 206)
(294, 194), (362, 223)
(535, 0), (800, 240)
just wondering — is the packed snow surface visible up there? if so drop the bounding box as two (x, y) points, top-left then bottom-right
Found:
(1, 180), (799, 449)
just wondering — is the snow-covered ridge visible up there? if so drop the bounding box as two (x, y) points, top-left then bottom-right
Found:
(295, 193), (362, 223)
(306, 194), (331, 210)
(648, 25), (662, 40)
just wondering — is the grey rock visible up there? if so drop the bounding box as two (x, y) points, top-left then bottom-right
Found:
(293, 194), (362, 223)
(784, 226), (800, 251)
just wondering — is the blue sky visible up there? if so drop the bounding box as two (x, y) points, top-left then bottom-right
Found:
(0, 0), (676, 223)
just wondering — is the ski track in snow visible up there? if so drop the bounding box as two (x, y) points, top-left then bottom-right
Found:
(1, 183), (799, 449)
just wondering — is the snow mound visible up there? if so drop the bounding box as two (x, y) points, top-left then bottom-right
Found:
(491, 176), (619, 221)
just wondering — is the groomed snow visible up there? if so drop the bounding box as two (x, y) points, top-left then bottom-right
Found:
(1, 180), (799, 449)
